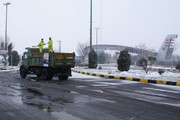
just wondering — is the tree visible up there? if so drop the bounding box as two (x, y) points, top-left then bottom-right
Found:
(76, 42), (88, 57)
(98, 52), (106, 64)
(176, 63), (180, 70)
(8, 50), (20, 66)
(135, 43), (155, 51)
(135, 43), (148, 50)
(137, 58), (148, 73)
(88, 49), (98, 68)
(0, 36), (13, 65)
(117, 50), (131, 71)
(148, 56), (156, 66)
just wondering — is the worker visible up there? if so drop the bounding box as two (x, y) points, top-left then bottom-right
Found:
(48, 37), (54, 52)
(38, 38), (45, 52)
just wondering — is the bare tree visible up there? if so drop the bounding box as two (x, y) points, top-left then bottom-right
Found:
(135, 43), (156, 51)
(135, 43), (148, 50)
(0, 36), (14, 65)
(76, 42), (88, 57)
(172, 54), (180, 62)
(0, 36), (5, 50)
(0, 36), (13, 51)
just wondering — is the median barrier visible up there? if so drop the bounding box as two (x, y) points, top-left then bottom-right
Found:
(72, 69), (180, 86)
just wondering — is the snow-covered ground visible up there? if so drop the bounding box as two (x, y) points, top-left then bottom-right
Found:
(74, 65), (180, 82)
(0, 66), (19, 72)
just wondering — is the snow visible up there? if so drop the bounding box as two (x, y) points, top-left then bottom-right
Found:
(74, 65), (180, 82)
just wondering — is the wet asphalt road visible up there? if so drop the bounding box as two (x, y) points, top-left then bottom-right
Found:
(0, 70), (180, 120)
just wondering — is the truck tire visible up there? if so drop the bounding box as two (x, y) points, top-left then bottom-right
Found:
(20, 65), (27, 79)
(41, 69), (53, 80)
(36, 73), (42, 78)
(58, 75), (68, 81)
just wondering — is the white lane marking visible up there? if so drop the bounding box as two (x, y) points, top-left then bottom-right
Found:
(76, 86), (87, 88)
(134, 91), (169, 97)
(143, 87), (180, 94)
(91, 89), (104, 93)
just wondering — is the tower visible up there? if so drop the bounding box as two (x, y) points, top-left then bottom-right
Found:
(157, 34), (178, 61)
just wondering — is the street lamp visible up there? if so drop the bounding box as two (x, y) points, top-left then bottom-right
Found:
(57, 41), (61, 52)
(4, 2), (11, 50)
(3, 2), (11, 66)
(95, 28), (99, 52)
(90, 0), (92, 50)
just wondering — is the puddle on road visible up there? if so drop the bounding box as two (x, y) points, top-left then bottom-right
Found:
(27, 88), (43, 96)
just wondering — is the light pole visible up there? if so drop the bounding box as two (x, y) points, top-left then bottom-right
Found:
(95, 28), (99, 52)
(3, 2), (11, 66)
(4, 2), (11, 50)
(57, 41), (61, 52)
(90, 0), (92, 51)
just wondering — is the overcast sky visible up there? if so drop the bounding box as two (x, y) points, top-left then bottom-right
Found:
(0, 0), (180, 55)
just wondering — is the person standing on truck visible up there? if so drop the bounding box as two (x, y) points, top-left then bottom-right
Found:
(38, 38), (45, 52)
(48, 37), (54, 52)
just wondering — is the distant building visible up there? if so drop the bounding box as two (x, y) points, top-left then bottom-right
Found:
(85, 44), (156, 57)
(85, 44), (156, 64)
(84, 34), (178, 64)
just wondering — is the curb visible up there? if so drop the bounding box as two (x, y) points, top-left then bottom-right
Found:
(72, 69), (180, 86)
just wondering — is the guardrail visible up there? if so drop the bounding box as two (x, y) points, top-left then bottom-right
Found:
(72, 69), (180, 86)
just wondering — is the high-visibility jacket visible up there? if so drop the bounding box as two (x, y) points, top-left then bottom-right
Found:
(38, 41), (45, 47)
(38, 41), (45, 52)
(48, 40), (54, 52)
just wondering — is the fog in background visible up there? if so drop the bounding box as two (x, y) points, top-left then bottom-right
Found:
(0, 0), (180, 55)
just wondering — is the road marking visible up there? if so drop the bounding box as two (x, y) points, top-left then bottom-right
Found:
(143, 87), (180, 94)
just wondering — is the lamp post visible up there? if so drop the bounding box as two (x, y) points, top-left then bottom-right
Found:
(3, 2), (11, 66)
(95, 28), (99, 52)
(90, 0), (92, 51)
(57, 41), (61, 52)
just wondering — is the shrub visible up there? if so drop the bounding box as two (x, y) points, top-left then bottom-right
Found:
(158, 69), (165, 75)
(176, 63), (180, 70)
(117, 50), (131, 71)
(98, 52), (106, 64)
(88, 49), (98, 68)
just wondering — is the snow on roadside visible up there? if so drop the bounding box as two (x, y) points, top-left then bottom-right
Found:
(74, 66), (180, 82)
(0, 66), (19, 72)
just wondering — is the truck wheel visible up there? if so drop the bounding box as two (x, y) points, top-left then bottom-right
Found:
(47, 74), (53, 80)
(36, 73), (42, 78)
(41, 69), (52, 80)
(58, 75), (68, 81)
(20, 65), (27, 78)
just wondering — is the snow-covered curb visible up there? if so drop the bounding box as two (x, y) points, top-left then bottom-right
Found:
(72, 66), (180, 86)
(73, 67), (180, 82)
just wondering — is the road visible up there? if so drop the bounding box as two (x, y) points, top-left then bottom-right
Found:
(0, 70), (180, 120)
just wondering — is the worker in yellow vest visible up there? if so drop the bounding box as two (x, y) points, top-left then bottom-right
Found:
(38, 38), (45, 52)
(48, 37), (54, 52)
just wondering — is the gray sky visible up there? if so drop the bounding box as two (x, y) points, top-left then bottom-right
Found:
(0, 0), (180, 55)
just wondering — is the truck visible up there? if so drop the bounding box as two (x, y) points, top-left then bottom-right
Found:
(20, 48), (75, 80)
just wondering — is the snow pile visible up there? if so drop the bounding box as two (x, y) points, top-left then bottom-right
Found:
(74, 66), (180, 82)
